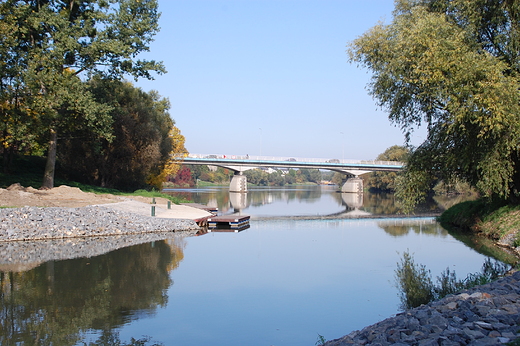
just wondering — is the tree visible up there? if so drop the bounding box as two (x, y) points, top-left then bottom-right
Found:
(0, 4), (39, 172)
(286, 169), (297, 184)
(188, 165), (209, 183)
(348, 0), (520, 211)
(268, 170), (285, 186)
(170, 166), (194, 187)
(244, 169), (269, 186)
(149, 126), (188, 187)
(367, 145), (409, 192)
(59, 80), (178, 191)
(0, 0), (165, 188)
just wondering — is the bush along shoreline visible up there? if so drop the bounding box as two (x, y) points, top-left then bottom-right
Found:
(395, 251), (513, 310)
(324, 270), (520, 346)
(321, 252), (518, 346)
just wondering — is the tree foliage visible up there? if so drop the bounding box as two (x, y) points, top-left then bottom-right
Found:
(59, 80), (184, 191)
(348, 0), (520, 211)
(366, 145), (409, 192)
(0, 0), (165, 188)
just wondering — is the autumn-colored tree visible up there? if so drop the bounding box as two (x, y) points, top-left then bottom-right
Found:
(170, 166), (194, 187)
(147, 126), (188, 190)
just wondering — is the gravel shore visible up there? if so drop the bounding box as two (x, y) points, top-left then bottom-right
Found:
(0, 205), (201, 242)
(325, 271), (520, 346)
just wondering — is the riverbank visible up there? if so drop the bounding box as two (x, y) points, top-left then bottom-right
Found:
(0, 184), (211, 242)
(0, 183), (213, 242)
(324, 271), (520, 345)
(0, 205), (202, 242)
(439, 199), (520, 259)
(0, 184), (214, 272)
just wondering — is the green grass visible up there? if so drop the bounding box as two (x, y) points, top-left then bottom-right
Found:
(438, 197), (520, 240)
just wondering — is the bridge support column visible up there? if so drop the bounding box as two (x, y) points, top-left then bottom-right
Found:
(341, 176), (363, 193)
(229, 173), (247, 192)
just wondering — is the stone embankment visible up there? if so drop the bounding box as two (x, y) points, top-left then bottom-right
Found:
(0, 205), (200, 242)
(0, 205), (201, 271)
(325, 272), (520, 346)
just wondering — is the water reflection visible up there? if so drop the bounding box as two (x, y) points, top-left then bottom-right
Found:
(0, 238), (185, 345)
(0, 233), (193, 272)
(1, 186), (508, 346)
(164, 186), (433, 218)
(229, 192), (247, 212)
(377, 219), (448, 237)
(166, 186), (331, 216)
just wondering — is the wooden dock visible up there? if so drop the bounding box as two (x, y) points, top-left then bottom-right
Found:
(207, 215), (250, 230)
(207, 225), (250, 233)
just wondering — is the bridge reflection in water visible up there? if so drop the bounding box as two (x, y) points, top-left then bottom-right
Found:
(164, 186), (423, 219)
(225, 190), (377, 218)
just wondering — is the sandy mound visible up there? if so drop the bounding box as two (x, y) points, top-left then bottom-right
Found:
(0, 183), (127, 208)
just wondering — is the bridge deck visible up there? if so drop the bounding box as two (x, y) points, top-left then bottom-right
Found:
(179, 154), (403, 172)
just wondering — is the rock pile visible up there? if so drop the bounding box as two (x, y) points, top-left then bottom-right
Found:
(0, 205), (200, 242)
(325, 271), (520, 346)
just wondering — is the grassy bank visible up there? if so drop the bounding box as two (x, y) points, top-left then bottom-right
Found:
(439, 198), (520, 256)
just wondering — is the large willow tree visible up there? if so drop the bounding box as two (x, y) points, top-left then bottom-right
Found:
(348, 0), (520, 210)
(0, 0), (165, 188)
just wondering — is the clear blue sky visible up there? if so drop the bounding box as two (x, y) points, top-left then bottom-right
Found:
(135, 0), (425, 160)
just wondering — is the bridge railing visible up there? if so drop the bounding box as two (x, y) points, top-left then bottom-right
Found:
(184, 153), (403, 167)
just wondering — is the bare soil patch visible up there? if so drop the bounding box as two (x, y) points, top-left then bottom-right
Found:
(0, 183), (168, 208)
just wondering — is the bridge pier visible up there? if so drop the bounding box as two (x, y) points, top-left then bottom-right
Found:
(341, 176), (363, 193)
(229, 173), (247, 192)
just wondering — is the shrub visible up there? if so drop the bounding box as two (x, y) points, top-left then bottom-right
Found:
(395, 251), (435, 310)
(395, 251), (511, 310)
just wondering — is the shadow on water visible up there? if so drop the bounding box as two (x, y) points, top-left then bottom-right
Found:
(0, 238), (186, 345)
(0, 233), (193, 271)
(446, 228), (519, 265)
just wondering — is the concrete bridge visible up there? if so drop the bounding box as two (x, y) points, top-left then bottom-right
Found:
(181, 154), (403, 193)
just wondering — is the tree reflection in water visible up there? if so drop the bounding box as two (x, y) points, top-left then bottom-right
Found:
(85, 330), (162, 346)
(0, 239), (185, 345)
(166, 187), (446, 217)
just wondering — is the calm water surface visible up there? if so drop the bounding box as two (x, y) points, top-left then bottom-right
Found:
(0, 186), (511, 346)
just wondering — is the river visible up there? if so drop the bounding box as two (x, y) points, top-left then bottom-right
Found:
(0, 185), (514, 346)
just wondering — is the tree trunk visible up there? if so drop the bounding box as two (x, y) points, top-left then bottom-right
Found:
(42, 128), (57, 189)
(510, 151), (520, 204)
